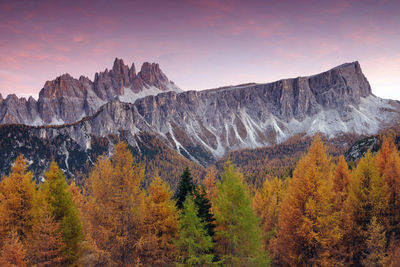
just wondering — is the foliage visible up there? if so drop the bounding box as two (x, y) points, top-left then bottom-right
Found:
(277, 136), (342, 266)
(175, 196), (214, 266)
(0, 155), (36, 242)
(213, 161), (270, 266)
(26, 208), (63, 267)
(84, 142), (144, 266)
(252, 176), (287, 254)
(0, 231), (28, 267)
(137, 175), (179, 266)
(41, 161), (83, 266)
(344, 151), (389, 265)
(175, 167), (196, 210)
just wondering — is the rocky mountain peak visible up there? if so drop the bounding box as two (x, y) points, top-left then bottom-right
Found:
(136, 62), (170, 91)
(40, 73), (85, 99)
(5, 94), (21, 102)
(0, 57), (180, 125)
(305, 61), (372, 110)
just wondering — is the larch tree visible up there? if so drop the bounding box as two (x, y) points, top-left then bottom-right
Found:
(26, 207), (63, 267)
(202, 167), (218, 202)
(332, 155), (351, 209)
(41, 161), (83, 266)
(175, 196), (214, 267)
(0, 231), (28, 267)
(380, 146), (400, 239)
(252, 177), (286, 250)
(375, 136), (396, 174)
(331, 155), (352, 262)
(0, 155), (36, 243)
(67, 181), (85, 214)
(277, 136), (342, 266)
(84, 142), (144, 266)
(362, 217), (388, 267)
(344, 150), (389, 266)
(213, 161), (269, 266)
(137, 175), (179, 266)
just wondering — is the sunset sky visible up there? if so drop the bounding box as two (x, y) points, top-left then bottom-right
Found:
(0, 0), (399, 99)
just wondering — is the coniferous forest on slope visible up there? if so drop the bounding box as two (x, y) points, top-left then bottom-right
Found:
(1, 136), (400, 266)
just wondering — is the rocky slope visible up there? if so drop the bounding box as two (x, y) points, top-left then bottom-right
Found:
(0, 58), (181, 125)
(1, 60), (400, 180)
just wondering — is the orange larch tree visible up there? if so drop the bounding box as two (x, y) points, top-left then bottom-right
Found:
(380, 146), (400, 239)
(26, 207), (63, 267)
(277, 136), (342, 266)
(0, 231), (28, 267)
(0, 155), (36, 243)
(344, 151), (389, 266)
(252, 177), (286, 249)
(137, 175), (179, 266)
(84, 142), (144, 266)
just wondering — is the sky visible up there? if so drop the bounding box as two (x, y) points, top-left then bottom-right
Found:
(0, 0), (399, 100)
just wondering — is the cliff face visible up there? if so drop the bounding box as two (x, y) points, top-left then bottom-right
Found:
(0, 58), (181, 125)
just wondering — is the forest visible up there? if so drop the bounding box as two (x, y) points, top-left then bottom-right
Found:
(0, 135), (400, 267)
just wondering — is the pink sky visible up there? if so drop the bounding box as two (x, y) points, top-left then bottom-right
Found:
(0, 0), (399, 99)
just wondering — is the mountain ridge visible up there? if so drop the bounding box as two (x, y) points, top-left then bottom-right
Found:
(0, 58), (181, 125)
(0, 60), (399, 179)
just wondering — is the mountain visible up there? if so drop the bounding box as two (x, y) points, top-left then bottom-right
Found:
(0, 58), (181, 125)
(0, 60), (400, 181)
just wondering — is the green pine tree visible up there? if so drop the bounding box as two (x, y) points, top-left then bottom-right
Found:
(194, 185), (216, 237)
(41, 161), (83, 266)
(175, 167), (196, 210)
(175, 196), (214, 266)
(213, 161), (270, 266)
(175, 168), (216, 238)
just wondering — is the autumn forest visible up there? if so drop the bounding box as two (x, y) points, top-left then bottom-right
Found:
(1, 136), (400, 266)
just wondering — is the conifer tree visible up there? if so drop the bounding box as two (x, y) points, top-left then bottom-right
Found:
(175, 167), (216, 237)
(0, 155), (36, 243)
(332, 155), (351, 208)
(84, 142), (144, 266)
(252, 177), (286, 248)
(277, 136), (342, 266)
(175, 167), (196, 210)
(194, 185), (216, 237)
(137, 175), (179, 266)
(67, 181), (85, 214)
(362, 217), (387, 267)
(331, 155), (352, 262)
(375, 136), (396, 174)
(0, 231), (28, 267)
(213, 161), (269, 266)
(41, 161), (83, 266)
(202, 167), (218, 202)
(175, 196), (214, 267)
(381, 147), (400, 239)
(344, 151), (389, 265)
(26, 207), (63, 267)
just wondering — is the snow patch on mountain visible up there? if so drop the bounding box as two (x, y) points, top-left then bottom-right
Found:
(118, 84), (182, 104)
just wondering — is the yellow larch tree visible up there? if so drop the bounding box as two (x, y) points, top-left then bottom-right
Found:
(252, 177), (286, 249)
(344, 150), (389, 266)
(84, 142), (144, 266)
(0, 231), (28, 267)
(137, 175), (179, 266)
(277, 135), (342, 266)
(25, 205), (63, 267)
(202, 166), (218, 202)
(0, 155), (36, 243)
